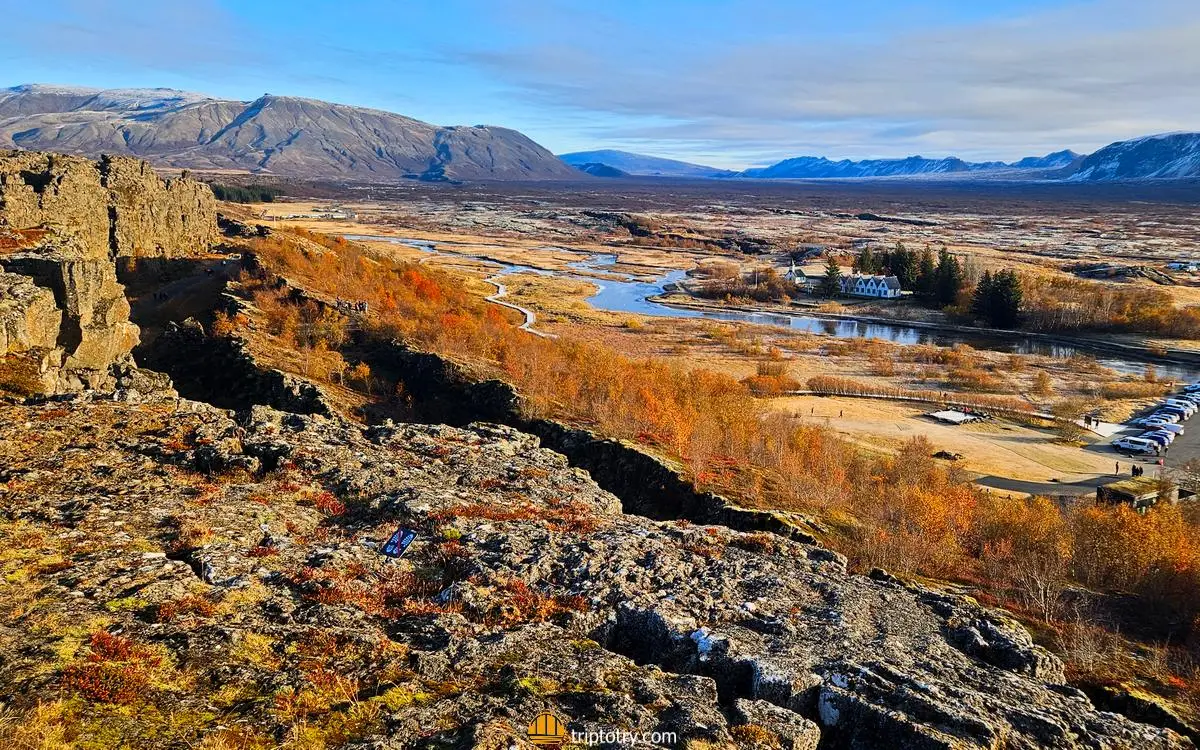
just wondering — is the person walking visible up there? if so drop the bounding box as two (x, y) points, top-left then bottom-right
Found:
(1115, 461), (1120, 475)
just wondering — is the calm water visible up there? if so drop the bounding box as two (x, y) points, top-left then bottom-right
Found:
(344, 234), (1200, 381)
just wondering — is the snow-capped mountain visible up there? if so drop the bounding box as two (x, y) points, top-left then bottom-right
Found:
(1009, 149), (1081, 169)
(740, 150), (1090, 179)
(558, 150), (735, 178)
(1064, 133), (1200, 181)
(742, 155), (978, 179)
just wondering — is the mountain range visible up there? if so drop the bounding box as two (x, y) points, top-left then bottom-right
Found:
(3, 84), (1199, 183)
(1064, 133), (1200, 181)
(558, 149), (736, 178)
(565, 149), (1085, 180)
(0, 84), (577, 181)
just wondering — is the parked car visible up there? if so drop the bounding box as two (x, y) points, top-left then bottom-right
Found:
(1141, 432), (1172, 448)
(1163, 399), (1197, 415)
(1184, 383), (1200, 394)
(1158, 406), (1191, 421)
(1114, 436), (1161, 455)
(1146, 412), (1181, 424)
(1155, 423), (1185, 435)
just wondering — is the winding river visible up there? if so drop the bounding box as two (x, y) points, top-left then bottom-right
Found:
(343, 235), (1200, 381)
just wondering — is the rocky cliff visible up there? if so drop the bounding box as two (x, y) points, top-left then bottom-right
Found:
(0, 151), (216, 394)
(0, 150), (218, 258)
(0, 397), (1189, 748)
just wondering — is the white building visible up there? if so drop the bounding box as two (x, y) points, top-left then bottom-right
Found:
(839, 273), (902, 299)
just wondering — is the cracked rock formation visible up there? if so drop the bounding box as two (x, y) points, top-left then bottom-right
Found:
(0, 397), (1188, 749)
(0, 151), (215, 394)
(0, 150), (218, 258)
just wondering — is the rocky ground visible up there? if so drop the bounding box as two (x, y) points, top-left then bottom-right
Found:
(0, 150), (1194, 748)
(0, 394), (1190, 749)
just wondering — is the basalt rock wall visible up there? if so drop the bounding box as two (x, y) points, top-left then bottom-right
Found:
(141, 319), (332, 416)
(0, 150), (218, 259)
(0, 151), (217, 394)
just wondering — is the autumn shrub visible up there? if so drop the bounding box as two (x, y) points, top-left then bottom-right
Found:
(155, 594), (217, 622)
(480, 577), (588, 628)
(312, 491), (346, 517)
(1099, 380), (1171, 400)
(1071, 503), (1200, 627)
(971, 496), (1072, 622)
(947, 366), (1006, 393)
(61, 632), (162, 704)
(1021, 273), (1200, 339)
(846, 437), (977, 577)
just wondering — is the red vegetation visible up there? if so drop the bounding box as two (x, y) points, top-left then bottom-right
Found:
(155, 594), (217, 622)
(313, 491), (347, 517)
(61, 632), (161, 704)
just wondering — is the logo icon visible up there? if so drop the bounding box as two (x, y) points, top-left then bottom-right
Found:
(527, 711), (568, 747)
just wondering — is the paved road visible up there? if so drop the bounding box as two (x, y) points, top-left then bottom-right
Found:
(974, 474), (1116, 497)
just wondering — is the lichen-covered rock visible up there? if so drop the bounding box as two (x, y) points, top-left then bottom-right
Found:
(0, 151), (111, 257)
(99, 154), (218, 257)
(0, 150), (216, 394)
(0, 150), (217, 259)
(0, 270), (60, 354)
(0, 398), (1189, 749)
(1, 243), (139, 392)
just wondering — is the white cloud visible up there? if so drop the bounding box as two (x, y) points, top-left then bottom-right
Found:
(453, 0), (1200, 164)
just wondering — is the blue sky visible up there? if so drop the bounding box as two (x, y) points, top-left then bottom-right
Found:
(2, 0), (1197, 168)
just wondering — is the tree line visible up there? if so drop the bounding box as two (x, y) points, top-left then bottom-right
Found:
(833, 243), (968, 309)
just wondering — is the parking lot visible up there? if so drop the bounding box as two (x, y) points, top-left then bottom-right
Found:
(1098, 394), (1200, 472)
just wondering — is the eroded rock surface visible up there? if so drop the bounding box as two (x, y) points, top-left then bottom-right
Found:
(0, 151), (216, 394)
(0, 397), (1187, 749)
(0, 150), (217, 258)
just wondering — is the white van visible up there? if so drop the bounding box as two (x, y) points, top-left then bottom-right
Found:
(1113, 436), (1160, 455)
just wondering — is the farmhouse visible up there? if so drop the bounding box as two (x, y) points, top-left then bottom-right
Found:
(839, 273), (903, 299)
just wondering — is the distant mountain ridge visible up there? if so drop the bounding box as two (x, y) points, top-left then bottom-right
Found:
(558, 149), (736, 178)
(0, 84), (579, 181)
(558, 147), (1096, 181)
(1064, 133), (1200, 181)
(741, 151), (1084, 179)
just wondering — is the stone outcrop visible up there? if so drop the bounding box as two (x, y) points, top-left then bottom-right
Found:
(140, 318), (332, 415)
(0, 397), (1189, 748)
(99, 154), (218, 258)
(0, 151), (217, 394)
(0, 150), (217, 259)
(0, 241), (139, 391)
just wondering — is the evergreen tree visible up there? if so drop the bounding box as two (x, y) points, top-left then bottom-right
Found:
(935, 247), (965, 306)
(891, 243), (919, 290)
(916, 247), (937, 301)
(990, 269), (1023, 328)
(970, 269), (1023, 327)
(855, 246), (877, 275)
(971, 270), (995, 321)
(820, 256), (843, 297)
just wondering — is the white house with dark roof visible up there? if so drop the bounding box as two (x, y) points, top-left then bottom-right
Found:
(839, 273), (902, 299)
